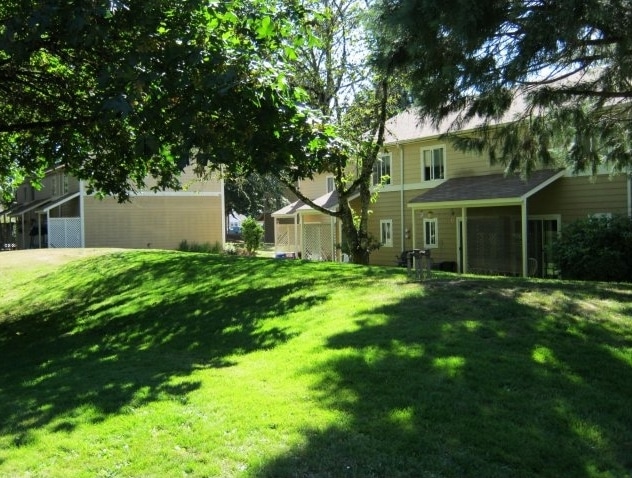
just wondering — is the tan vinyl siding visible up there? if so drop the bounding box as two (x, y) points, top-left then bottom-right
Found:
(141, 167), (222, 193)
(301, 212), (332, 224)
(529, 174), (628, 222)
(447, 143), (505, 178)
(390, 140), (505, 188)
(297, 173), (332, 199)
(368, 190), (403, 265)
(84, 195), (223, 249)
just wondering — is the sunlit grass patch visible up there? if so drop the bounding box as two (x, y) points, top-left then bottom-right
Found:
(0, 250), (631, 477)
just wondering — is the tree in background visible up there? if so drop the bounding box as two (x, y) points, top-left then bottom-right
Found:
(224, 173), (287, 221)
(276, 0), (409, 264)
(0, 0), (339, 204)
(371, 0), (632, 176)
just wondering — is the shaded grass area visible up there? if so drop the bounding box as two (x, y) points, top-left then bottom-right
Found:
(0, 250), (631, 477)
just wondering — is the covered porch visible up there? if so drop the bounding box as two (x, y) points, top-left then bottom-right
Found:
(408, 170), (565, 278)
(272, 191), (340, 261)
(8, 192), (82, 249)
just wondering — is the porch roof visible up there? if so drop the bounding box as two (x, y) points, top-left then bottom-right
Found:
(36, 192), (80, 213)
(408, 169), (565, 208)
(8, 198), (52, 216)
(272, 190), (339, 217)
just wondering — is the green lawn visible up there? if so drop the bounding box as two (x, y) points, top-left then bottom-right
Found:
(1, 250), (631, 478)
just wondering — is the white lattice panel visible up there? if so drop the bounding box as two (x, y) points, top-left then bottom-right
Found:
(48, 218), (82, 248)
(302, 223), (334, 261)
(275, 224), (297, 251)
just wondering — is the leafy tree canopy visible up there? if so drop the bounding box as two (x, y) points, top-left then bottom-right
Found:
(224, 172), (287, 218)
(372, 0), (632, 175)
(0, 0), (342, 204)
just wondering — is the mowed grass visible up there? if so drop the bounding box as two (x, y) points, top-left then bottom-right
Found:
(0, 250), (631, 478)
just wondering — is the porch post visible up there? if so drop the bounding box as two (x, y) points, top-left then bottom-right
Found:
(20, 213), (25, 249)
(294, 215), (299, 256)
(330, 215), (335, 261)
(37, 214), (42, 248)
(628, 174), (632, 217)
(461, 207), (468, 274)
(46, 211), (50, 247)
(521, 199), (528, 278)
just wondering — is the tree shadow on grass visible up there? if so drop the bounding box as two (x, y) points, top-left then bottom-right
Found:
(0, 252), (345, 448)
(257, 278), (632, 478)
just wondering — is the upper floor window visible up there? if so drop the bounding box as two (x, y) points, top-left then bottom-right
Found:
(423, 218), (438, 248)
(326, 176), (335, 193)
(51, 172), (69, 196)
(380, 219), (393, 247)
(372, 154), (391, 186)
(422, 146), (445, 181)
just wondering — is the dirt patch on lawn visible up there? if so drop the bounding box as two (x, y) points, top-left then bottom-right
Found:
(0, 248), (122, 271)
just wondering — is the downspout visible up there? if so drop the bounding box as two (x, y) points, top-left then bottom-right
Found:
(79, 181), (86, 247)
(628, 174), (631, 217)
(411, 208), (416, 249)
(219, 169), (226, 248)
(399, 143), (405, 252)
(521, 198), (528, 278)
(461, 207), (468, 274)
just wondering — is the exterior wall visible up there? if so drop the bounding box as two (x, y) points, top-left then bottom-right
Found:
(369, 135), (507, 267)
(529, 174), (628, 222)
(275, 119), (632, 272)
(385, 139), (505, 189)
(297, 173), (332, 199)
(83, 195), (224, 250)
(367, 190), (404, 266)
(142, 167), (223, 194)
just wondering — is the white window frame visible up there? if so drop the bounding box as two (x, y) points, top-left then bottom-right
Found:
(423, 218), (438, 249)
(326, 175), (335, 193)
(421, 146), (446, 181)
(380, 219), (393, 247)
(373, 154), (392, 186)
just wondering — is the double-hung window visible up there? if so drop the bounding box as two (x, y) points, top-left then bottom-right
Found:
(326, 176), (335, 193)
(380, 219), (393, 247)
(373, 154), (392, 186)
(422, 146), (445, 181)
(423, 218), (438, 249)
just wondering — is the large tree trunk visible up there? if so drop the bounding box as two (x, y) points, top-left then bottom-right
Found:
(338, 183), (373, 265)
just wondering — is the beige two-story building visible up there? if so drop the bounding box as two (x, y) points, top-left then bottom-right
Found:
(8, 166), (225, 251)
(272, 109), (632, 277)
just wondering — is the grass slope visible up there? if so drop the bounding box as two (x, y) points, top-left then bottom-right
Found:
(0, 250), (631, 478)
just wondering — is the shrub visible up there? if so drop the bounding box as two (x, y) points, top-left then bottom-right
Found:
(241, 217), (263, 255)
(552, 215), (632, 282)
(178, 240), (222, 254)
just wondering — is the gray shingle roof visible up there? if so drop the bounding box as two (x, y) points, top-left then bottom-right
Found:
(272, 190), (339, 216)
(408, 170), (564, 205)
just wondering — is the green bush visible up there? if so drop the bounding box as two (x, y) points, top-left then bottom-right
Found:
(178, 240), (222, 254)
(552, 215), (632, 282)
(241, 217), (263, 255)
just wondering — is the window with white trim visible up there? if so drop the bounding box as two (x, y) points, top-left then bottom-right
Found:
(326, 176), (335, 193)
(380, 219), (393, 247)
(372, 154), (392, 186)
(421, 146), (445, 181)
(423, 218), (438, 248)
